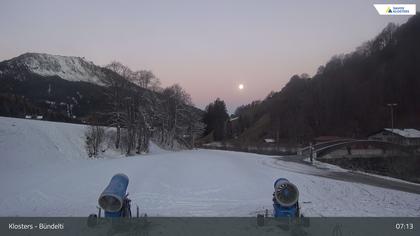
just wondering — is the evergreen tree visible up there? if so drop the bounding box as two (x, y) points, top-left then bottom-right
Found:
(203, 98), (229, 141)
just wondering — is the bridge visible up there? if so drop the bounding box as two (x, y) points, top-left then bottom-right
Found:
(299, 139), (355, 155)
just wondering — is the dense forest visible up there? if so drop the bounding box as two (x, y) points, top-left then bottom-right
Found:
(231, 14), (420, 145)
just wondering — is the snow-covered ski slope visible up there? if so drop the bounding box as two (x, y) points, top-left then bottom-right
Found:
(0, 116), (419, 217)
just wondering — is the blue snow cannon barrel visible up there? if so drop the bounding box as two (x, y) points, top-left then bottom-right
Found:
(273, 178), (299, 217)
(98, 174), (129, 214)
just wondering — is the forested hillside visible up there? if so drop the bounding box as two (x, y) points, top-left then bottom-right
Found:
(233, 14), (420, 145)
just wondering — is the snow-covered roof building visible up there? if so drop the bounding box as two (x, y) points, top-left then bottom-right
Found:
(369, 128), (420, 146)
(229, 117), (239, 122)
(264, 138), (276, 143)
(383, 128), (420, 138)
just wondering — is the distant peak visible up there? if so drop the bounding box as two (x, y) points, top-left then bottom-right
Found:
(4, 52), (104, 84)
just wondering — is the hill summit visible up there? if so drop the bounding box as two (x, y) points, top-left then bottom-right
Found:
(0, 52), (107, 84)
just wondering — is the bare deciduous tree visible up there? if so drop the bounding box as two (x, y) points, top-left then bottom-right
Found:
(85, 125), (105, 158)
(100, 62), (202, 154)
(131, 70), (160, 90)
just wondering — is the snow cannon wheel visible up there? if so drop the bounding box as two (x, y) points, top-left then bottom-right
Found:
(302, 216), (310, 227)
(87, 214), (97, 228)
(257, 214), (265, 227)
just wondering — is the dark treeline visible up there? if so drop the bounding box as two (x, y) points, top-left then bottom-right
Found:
(232, 14), (420, 145)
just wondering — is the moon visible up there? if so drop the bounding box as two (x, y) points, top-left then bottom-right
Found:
(238, 84), (244, 90)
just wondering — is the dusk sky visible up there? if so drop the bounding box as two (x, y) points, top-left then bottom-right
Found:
(0, 0), (417, 113)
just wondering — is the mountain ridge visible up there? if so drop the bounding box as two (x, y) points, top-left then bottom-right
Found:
(0, 52), (108, 85)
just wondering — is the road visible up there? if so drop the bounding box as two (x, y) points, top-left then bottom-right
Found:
(275, 155), (420, 195)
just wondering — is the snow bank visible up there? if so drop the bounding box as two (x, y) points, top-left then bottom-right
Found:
(0, 117), (419, 217)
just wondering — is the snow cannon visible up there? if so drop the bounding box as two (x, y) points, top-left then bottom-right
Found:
(98, 173), (131, 218)
(272, 178), (300, 217)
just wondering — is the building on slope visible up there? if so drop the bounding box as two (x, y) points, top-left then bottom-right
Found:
(368, 128), (420, 146)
